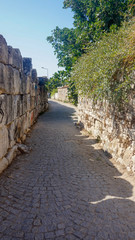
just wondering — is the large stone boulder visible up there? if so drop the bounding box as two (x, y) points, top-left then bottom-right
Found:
(0, 64), (21, 95)
(23, 58), (32, 76)
(0, 35), (8, 64)
(8, 46), (23, 71)
(32, 69), (37, 83)
(0, 63), (9, 94)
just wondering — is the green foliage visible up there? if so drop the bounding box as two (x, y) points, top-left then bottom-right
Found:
(47, 0), (131, 72)
(71, 18), (135, 108)
(68, 80), (78, 105)
(51, 88), (58, 96)
(127, 0), (135, 16)
(46, 0), (134, 104)
(47, 70), (68, 93)
(47, 27), (83, 71)
(63, 0), (129, 40)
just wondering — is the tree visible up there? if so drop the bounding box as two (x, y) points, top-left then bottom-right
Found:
(47, 27), (83, 71)
(47, 0), (129, 71)
(63, 0), (129, 35)
(47, 70), (68, 93)
(47, 0), (132, 104)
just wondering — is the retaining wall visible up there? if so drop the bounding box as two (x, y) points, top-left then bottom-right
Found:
(78, 94), (135, 173)
(0, 35), (48, 174)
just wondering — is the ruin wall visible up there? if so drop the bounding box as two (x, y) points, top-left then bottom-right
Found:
(78, 93), (135, 173)
(0, 35), (48, 174)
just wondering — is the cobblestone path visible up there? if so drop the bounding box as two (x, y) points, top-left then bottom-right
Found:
(0, 100), (135, 240)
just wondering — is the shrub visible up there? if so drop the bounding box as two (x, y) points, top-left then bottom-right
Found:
(71, 18), (135, 108)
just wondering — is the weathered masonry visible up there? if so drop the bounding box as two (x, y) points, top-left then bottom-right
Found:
(78, 93), (135, 174)
(0, 35), (48, 174)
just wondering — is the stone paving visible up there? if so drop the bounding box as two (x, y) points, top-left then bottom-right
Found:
(0, 100), (135, 240)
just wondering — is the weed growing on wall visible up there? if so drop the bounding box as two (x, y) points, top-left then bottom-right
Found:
(71, 18), (135, 108)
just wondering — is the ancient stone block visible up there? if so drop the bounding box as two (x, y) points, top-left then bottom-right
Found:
(29, 110), (34, 126)
(0, 63), (9, 94)
(0, 94), (7, 125)
(13, 95), (21, 119)
(7, 65), (15, 93)
(21, 73), (26, 94)
(20, 95), (23, 116)
(30, 96), (36, 110)
(0, 35), (8, 64)
(32, 69), (37, 83)
(22, 95), (27, 114)
(8, 121), (16, 148)
(0, 64), (21, 95)
(8, 46), (23, 71)
(13, 68), (21, 94)
(22, 113), (28, 134)
(30, 82), (36, 97)
(26, 76), (30, 94)
(23, 58), (32, 76)
(0, 126), (9, 159)
(27, 112), (31, 128)
(27, 94), (31, 111)
(6, 95), (14, 124)
(0, 35), (48, 174)
(15, 117), (23, 140)
(21, 74), (31, 94)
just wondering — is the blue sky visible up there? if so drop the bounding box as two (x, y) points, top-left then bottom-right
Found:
(0, 0), (74, 77)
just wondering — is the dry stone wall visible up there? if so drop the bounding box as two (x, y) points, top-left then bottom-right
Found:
(78, 94), (135, 174)
(57, 86), (68, 102)
(0, 35), (48, 174)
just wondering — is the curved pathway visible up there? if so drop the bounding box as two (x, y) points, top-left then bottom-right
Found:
(0, 100), (135, 240)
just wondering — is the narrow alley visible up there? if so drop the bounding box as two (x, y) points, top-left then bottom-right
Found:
(0, 100), (135, 240)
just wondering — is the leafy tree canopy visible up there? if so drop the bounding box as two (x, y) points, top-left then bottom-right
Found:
(47, 0), (130, 71)
(47, 27), (84, 72)
(63, 0), (129, 31)
(47, 0), (134, 104)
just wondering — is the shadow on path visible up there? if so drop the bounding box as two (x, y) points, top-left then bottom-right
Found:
(0, 100), (135, 240)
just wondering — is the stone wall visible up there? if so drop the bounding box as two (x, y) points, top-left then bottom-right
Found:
(0, 35), (48, 174)
(57, 86), (68, 102)
(78, 95), (135, 173)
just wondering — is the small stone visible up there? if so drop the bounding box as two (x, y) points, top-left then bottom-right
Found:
(33, 219), (41, 226)
(17, 144), (31, 154)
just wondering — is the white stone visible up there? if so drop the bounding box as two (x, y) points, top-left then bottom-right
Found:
(131, 155), (135, 162)
(123, 146), (133, 168)
(117, 157), (123, 164)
